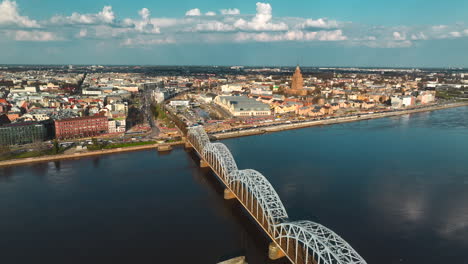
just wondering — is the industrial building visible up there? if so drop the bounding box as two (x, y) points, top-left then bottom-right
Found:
(215, 96), (271, 117)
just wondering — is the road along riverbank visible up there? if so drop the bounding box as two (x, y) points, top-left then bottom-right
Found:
(0, 141), (183, 168)
(211, 102), (468, 140)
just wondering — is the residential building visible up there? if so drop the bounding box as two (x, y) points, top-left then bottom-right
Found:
(55, 116), (108, 140)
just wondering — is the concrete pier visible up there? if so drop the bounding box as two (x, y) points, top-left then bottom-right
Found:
(157, 145), (172, 152)
(224, 188), (236, 200)
(183, 137), (192, 149)
(200, 159), (209, 168)
(268, 242), (286, 260)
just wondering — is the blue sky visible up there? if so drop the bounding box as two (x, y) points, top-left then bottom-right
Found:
(2, 0), (468, 67)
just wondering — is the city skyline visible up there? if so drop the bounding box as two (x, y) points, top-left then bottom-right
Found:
(1, 0), (468, 67)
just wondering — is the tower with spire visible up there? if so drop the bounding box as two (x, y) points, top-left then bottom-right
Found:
(291, 65), (304, 91)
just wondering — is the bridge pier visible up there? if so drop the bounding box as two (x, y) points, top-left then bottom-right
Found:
(223, 188), (236, 200)
(183, 137), (192, 149)
(268, 242), (286, 260)
(200, 159), (209, 168)
(157, 144), (172, 152)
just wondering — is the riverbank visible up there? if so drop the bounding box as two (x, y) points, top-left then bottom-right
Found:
(2, 102), (466, 168)
(0, 141), (183, 168)
(211, 102), (468, 140)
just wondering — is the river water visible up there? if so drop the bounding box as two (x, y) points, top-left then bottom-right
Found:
(1, 107), (467, 264)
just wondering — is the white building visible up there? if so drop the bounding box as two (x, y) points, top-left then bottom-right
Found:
(402, 96), (415, 107)
(108, 120), (117, 133)
(82, 88), (103, 95)
(169, 100), (190, 107)
(221, 84), (244, 94)
(391, 96), (404, 108)
(111, 102), (128, 112)
(250, 86), (273, 95)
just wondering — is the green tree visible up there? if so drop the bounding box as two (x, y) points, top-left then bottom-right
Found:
(52, 139), (60, 154)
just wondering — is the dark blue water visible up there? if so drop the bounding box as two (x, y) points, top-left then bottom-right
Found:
(1, 107), (468, 264)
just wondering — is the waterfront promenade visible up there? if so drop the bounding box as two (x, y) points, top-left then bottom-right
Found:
(212, 102), (468, 140)
(0, 141), (183, 168)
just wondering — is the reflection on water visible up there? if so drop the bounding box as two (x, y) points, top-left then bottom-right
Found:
(0, 107), (467, 264)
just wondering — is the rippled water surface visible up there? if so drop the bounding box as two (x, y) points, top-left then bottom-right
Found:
(1, 106), (467, 264)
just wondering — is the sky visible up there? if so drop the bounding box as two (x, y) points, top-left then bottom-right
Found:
(1, 0), (468, 67)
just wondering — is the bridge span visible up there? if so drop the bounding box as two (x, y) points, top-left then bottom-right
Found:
(186, 126), (367, 264)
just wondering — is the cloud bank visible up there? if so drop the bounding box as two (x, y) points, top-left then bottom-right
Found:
(0, 0), (467, 49)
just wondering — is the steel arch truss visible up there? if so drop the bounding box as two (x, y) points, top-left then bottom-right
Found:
(186, 126), (367, 264)
(187, 126), (211, 153)
(275, 221), (367, 264)
(228, 169), (289, 235)
(202, 143), (238, 180)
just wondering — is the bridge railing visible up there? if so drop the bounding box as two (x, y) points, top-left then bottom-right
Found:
(187, 127), (367, 264)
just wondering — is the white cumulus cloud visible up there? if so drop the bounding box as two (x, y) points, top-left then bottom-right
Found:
(410, 32), (427, 40)
(235, 29), (346, 42)
(126, 8), (160, 34)
(12, 30), (61, 41)
(393, 31), (406, 40)
(449, 31), (462, 38)
(185, 8), (201, 16)
(220, 8), (240, 15)
(77, 28), (87, 38)
(299, 18), (339, 29)
(233, 2), (288, 31)
(121, 37), (175, 47)
(194, 21), (235, 32)
(50, 6), (115, 25)
(0, 0), (39, 28)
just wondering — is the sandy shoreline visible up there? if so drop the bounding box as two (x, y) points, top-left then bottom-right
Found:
(0, 142), (184, 168)
(211, 102), (468, 140)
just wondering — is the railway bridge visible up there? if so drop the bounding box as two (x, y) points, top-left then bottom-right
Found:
(186, 126), (367, 264)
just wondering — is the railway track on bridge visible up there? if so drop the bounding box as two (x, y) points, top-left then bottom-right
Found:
(186, 126), (367, 264)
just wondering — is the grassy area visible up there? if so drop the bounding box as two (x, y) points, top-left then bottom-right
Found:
(88, 140), (156, 151)
(436, 90), (462, 100)
(0, 150), (44, 161)
(0, 142), (67, 161)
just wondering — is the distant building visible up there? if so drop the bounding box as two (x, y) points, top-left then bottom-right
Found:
(291, 65), (304, 90)
(418, 91), (436, 104)
(285, 66), (307, 96)
(221, 84), (244, 94)
(55, 116), (108, 140)
(391, 95), (415, 108)
(0, 122), (47, 145)
(169, 100), (190, 107)
(402, 96), (415, 107)
(215, 95), (271, 117)
(82, 88), (103, 95)
(9, 86), (37, 93)
(250, 86), (273, 96)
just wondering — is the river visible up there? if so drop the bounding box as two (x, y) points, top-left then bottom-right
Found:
(1, 106), (467, 264)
